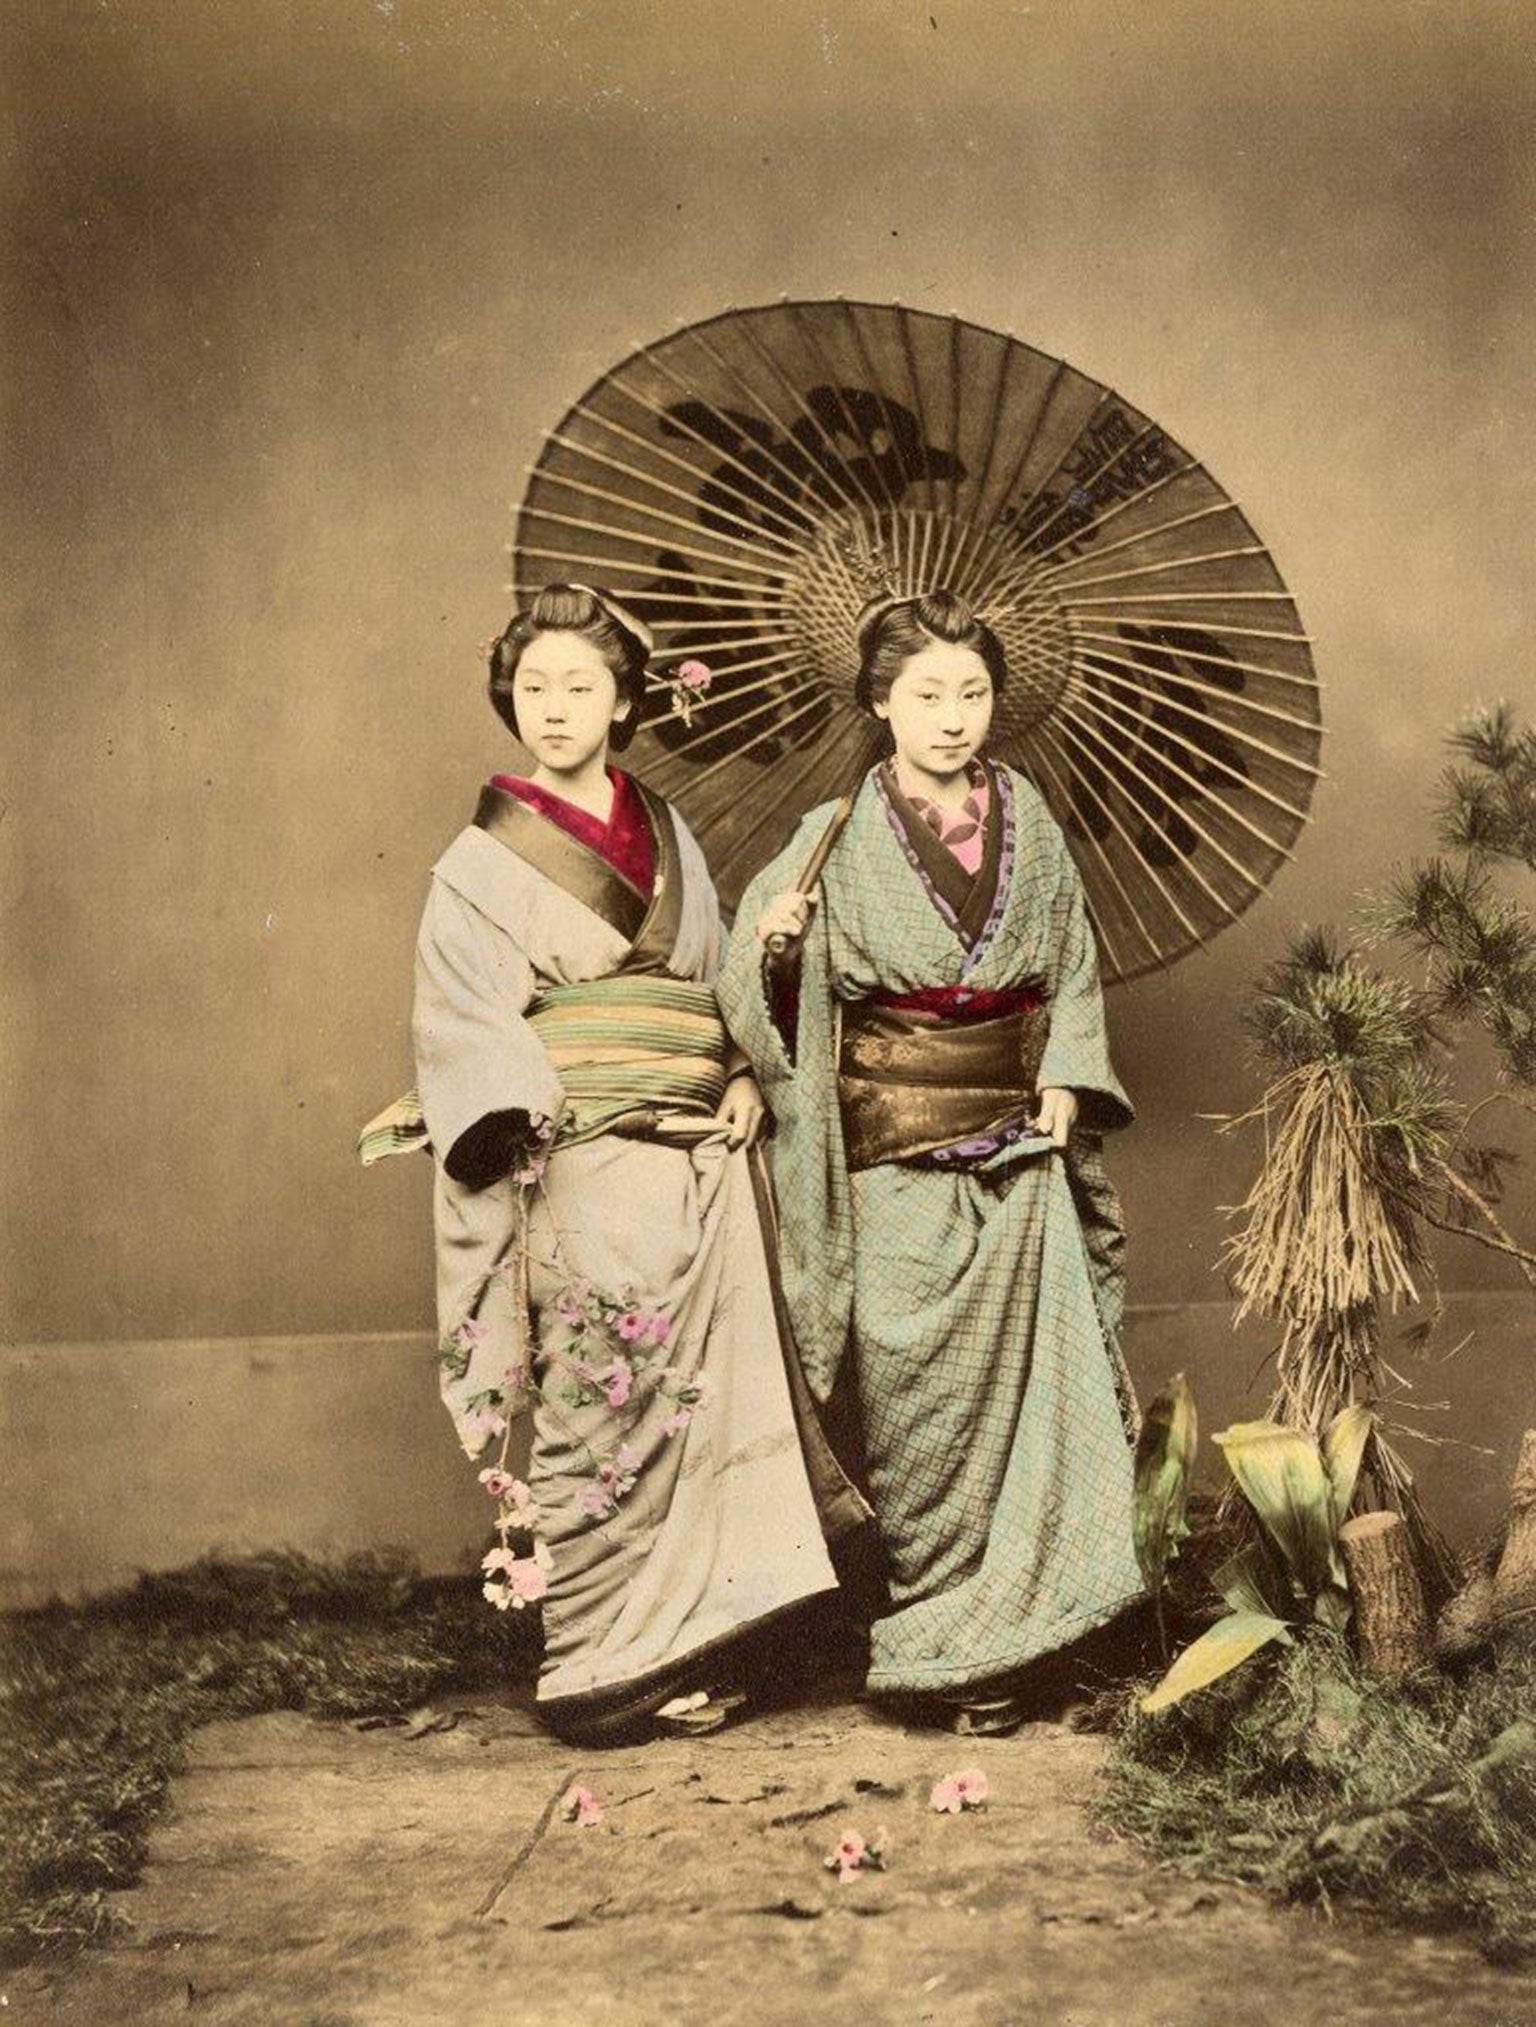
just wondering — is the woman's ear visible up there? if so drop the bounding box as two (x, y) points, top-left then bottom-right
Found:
(872, 700), (889, 722)
(613, 697), (632, 724)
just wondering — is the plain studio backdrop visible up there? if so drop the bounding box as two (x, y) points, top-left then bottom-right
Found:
(3, 0), (1532, 1599)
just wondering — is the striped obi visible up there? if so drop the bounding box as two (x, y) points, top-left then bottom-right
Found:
(527, 975), (729, 1144)
(357, 974), (728, 1167)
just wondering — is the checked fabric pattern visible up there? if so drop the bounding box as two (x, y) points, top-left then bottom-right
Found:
(719, 765), (1143, 1692)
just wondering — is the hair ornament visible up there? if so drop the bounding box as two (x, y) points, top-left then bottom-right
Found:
(662, 658), (713, 727)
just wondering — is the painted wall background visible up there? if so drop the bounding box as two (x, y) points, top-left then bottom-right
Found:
(4, 1), (1532, 1570)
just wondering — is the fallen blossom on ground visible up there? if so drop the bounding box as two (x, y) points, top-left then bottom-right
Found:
(825, 1827), (887, 1883)
(930, 1768), (990, 1814)
(562, 1784), (604, 1828)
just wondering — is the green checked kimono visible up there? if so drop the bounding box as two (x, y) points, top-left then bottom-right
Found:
(718, 760), (1144, 1697)
(409, 774), (853, 1740)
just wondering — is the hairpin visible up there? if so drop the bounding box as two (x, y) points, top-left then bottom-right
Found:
(662, 659), (713, 726)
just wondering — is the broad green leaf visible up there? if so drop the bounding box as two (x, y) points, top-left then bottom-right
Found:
(1322, 1402), (1374, 1529)
(1139, 1611), (1294, 1714)
(1131, 1373), (1198, 1594)
(1214, 1420), (1342, 1606)
(1212, 1543), (1292, 1620)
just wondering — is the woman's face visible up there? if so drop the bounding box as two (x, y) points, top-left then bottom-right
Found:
(511, 630), (627, 775)
(874, 641), (994, 782)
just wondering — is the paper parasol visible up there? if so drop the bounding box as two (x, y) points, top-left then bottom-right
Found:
(512, 299), (1321, 982)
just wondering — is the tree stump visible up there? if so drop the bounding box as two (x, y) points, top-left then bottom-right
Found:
(1493, 1429), (1536, 1645)
(1339, 1511), (1433, 1679)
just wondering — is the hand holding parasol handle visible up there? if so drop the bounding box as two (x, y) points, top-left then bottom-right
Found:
(763, 795), (855, 956)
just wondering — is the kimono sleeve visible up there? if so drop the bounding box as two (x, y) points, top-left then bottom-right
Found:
(411, 879), (565, 1188)
(1035, 834), (1134, 1134)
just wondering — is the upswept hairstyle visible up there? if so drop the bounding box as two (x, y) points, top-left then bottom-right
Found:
(853, 587), (1009, 714)
(487, 582), (650, 750)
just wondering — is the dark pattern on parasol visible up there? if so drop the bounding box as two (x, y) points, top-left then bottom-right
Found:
(512, 300), (1321, 982)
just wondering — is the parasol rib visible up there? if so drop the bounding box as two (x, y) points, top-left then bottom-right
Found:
(541, 427), (810, 555)
(643, 656), (813, 745)
(517, 505), (789, 588)
(527, 466), (803, 566)
(1031, 713), (1208, 946)
(1068, 591), (1297, 608)
(1074, 655), (1320, 802)
(683, 687), (848, 824)
(1069, 679), (1301, 853)
(737, 316), (891, 522)
(566, 402), (815, 546)
(895, 306), (940, 519)
(1072, 626), (1321, 695)
(601, 373), (831, 542)
(515, 546), (788, 599)
(955, 389), (1118, 602)
(946, 336), (1027, 594)
(1017, 730), (1159, 975)
(1041, 545), (1270, 591)
(1091, 617), (1311, 645)
(1033, 501), (1240, 580)
(1073, 638), (1325, 752)
(647, 670), (820, 774)
(569, 397), (818, 546)
(841, 297), (913, 521)
(792, 302), (904, 518)
(1057, 686), (1279, 890)
(989, 458), (1202, 580)
(632, 324), (853, 526)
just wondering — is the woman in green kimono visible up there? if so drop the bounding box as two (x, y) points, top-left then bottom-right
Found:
(400, 583), (859, 1747)
(719, 588), (1143, 1733)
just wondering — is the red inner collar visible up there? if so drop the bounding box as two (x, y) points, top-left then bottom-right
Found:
(488, 768), (656, 895)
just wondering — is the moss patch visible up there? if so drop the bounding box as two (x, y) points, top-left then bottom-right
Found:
(0, 1552), (534, 1966)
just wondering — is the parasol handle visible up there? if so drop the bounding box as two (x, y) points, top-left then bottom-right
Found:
(764, 795), (855, 957)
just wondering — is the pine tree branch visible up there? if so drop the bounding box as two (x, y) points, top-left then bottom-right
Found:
(1410, 1163), (1536, 1293)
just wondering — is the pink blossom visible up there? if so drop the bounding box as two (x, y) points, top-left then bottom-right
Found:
(507, 1557), (548, 1604)
(660, 1408), (692, 1438)
(825, 1827), (884, 1883)
(579, 1482), (615, 1519)
(930, 1768), (989, 1814)
(459, 1403), (507, 1446)
(644, 1311), (672, 1346)
(561, 1784), (604, 1828)
(503, 1478), (539, 1528)
(482, 1547), (548, 1607)
(615, 1311), (648, 1343)
(675, 659), (712, 692)
(479, 1467), (517, 1501)
(614, 1443), (644, 1478)
(600, 1360), (633, 1408)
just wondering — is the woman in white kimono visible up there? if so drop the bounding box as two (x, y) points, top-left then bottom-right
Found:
(407, 583), (861, 1746)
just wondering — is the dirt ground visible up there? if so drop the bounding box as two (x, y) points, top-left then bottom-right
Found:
(7, 1684), (1535, 2027)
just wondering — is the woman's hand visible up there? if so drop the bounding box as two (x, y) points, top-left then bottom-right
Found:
(1034, 1086), (1078, 1148)
(754, 888), (817, 948)
(715, 1069), (766, 1149)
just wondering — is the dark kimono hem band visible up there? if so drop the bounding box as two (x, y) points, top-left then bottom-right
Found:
(863, 1587), (1146, 1696)
(534, 1586), (840, 1747)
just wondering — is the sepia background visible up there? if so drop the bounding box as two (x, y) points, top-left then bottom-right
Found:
(4, 0), (1532, 1601)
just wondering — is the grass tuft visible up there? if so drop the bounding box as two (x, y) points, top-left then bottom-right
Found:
(0, 1552), (535, 1967)
(1098, 1634), (1536, 1965)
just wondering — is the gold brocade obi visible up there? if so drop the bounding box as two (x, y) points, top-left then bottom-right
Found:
(527, 974), (730, 1145)
(837, 987), (1050, 1172)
